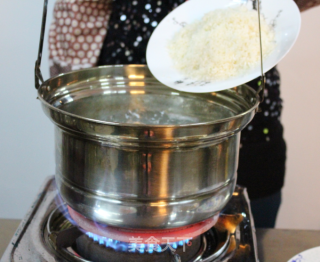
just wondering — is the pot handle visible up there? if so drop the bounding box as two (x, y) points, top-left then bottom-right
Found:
(35, 0), (48, 89)
(254, 0), (266, 102)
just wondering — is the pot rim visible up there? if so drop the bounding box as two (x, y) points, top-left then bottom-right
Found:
(38, 65), (260, 129)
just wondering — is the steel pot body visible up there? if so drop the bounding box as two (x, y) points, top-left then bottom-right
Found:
(38, 65), (259, 229)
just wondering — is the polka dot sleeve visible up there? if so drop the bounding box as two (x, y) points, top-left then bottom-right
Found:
(49, 0), (112, 77)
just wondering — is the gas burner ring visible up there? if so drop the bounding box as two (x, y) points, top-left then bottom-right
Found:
(45, 204), (233, 262)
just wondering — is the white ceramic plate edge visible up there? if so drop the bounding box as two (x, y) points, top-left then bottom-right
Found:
(146, 0), (301, 93)
(287, 246), (320, 262)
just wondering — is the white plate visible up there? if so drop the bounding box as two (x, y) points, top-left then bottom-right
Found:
(288, 246), (320, 262)
(146, 0), (301, 93)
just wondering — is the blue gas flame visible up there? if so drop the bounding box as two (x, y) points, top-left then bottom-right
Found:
(86, 232), (190, 253)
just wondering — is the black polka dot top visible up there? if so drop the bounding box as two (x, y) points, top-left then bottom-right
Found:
(98, 0), (185, 65)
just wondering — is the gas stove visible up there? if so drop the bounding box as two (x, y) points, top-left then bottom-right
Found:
(1, 177), (258, 262)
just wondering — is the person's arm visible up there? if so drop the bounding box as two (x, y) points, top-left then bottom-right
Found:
(49, 0), (112, 77)
(294, 0), (320, 11)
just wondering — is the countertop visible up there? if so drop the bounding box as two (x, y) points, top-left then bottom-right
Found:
(0, 219), (20, 259)
(256, 228), (320, 261)
(1, 218), (320, 261)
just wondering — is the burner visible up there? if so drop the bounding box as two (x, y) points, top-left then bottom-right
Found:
(45, 204), (234, 262)
(83, 231), (193, 253)
(74, 234), (203, 262)
(68, 206), (219, 244)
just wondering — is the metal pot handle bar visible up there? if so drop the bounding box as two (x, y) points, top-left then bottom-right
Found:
(255, 0), (266, 102)
(35, 0), (48, 89)
(34, 0), (265, 101)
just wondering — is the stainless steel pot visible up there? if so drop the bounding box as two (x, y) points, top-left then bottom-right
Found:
(34, 0), (263, 229)
(37, 65), (259, 229)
